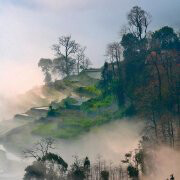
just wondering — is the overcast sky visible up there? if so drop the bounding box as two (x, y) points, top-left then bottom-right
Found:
(0, 0), (180, 95)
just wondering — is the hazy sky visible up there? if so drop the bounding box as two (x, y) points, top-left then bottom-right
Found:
(0, 0), (180, 95)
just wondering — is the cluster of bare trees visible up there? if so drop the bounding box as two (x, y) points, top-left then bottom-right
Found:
(38, 35), (91, 84)
(144, 108), (179, 148)
(80, 155), (128, 180)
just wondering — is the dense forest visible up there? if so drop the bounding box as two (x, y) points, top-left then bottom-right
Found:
(22, 6), (179, 180)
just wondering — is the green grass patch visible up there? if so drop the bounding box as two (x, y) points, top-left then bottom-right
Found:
(32, 107), (126, 139)
(81, 95), (114, 112)
(62, 115), (95, 129)
(33, 123), (58, 136)
(76, 85), (101, 97)
(54, 127), (83, 139)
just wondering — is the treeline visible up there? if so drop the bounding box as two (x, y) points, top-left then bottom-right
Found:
(23, 138), (145, 180)
(100, 6), (180, 147)
(38, 36), (91, 84)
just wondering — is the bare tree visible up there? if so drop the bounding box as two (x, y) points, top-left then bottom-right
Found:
(52, 35), (80, 77)
(76, 46), (91, 74)
(127, 6), (151, 40)
(23, 137), (55, 161)
(119, 24), (129, 38)
(106, 42), (122, 77)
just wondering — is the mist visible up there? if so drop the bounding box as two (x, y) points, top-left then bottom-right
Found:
(144, 146), (180, 180)
(0, 60), (43, 122)
(0, 61), (43, 97)
(54, 119), (144, 164)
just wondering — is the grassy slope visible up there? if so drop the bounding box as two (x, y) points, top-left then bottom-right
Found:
(6, 72), (127, 141)
(32, 95), (126, 139)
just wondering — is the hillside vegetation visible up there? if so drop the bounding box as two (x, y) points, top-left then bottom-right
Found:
(12, 71), (127, 139)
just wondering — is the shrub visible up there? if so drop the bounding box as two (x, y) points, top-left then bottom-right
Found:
(76, 85), (101, 97)
(127, 165), (139, 178)
(81, 95), (114, 112)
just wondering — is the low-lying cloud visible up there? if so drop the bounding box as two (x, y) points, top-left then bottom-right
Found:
(0, 61), (43, 97)
(144, 146), (180, 180)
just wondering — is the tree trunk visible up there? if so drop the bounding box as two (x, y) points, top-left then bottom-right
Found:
(154, 61), (162, 102)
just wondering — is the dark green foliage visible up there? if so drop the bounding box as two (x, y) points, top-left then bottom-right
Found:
(84, 157), (90, 169)
(47, 105), (56, 117)
(99, 62), (125, 106)
(68, 156), (86, 180)
(101, 170), (109, 180)
(71, 168), (85, 180)
(121, 33), (139, 52)
(42, 152), (68, 170)
(170, 174), (175, 180)
(112, 80), (125, 106)
(124, 105), (136, 116)
(38, 58), (53, 84)
(99, 62), (113, 96)
(24, 161), (46, 180)
(63, 97), (78, 109)
(135, 152), (143, 165)
(127, 165), (139, 178)
(152, 26), (180, 50)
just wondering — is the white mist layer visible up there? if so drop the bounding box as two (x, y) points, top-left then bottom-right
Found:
(144, 146), (180, 180)
(0, 61), (43, 121)
(55, 119), (144, 164)
(0, 61), (43, 97)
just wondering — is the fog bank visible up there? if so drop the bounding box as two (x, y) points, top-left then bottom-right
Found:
(144, 146), (180, 180)
(54, 119), (144, 164)
(0, 61), (43, 97)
